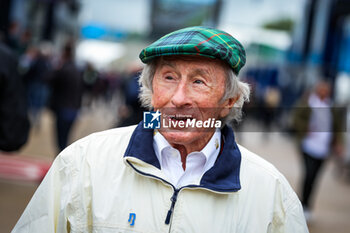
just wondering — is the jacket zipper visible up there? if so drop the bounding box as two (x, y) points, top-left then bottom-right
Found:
(126, 160), (239, 228)
(126, 161), (179, 225)
(126, 161), (184, 226)
(165, 189), (179, 224)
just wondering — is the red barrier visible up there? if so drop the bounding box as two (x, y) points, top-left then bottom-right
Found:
(0, 154), (52, 182)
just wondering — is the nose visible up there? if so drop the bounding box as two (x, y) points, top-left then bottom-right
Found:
(170, 81), (192, 108)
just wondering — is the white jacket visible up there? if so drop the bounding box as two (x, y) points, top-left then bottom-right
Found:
(12, 123), (309, 233)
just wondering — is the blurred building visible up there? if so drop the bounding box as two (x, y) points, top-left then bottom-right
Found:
(149, 0), (222, 38)
(0, 0), (81, 56)
(290, 0), (350, 91)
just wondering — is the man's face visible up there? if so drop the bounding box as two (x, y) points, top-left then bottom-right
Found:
(316, 81), (331, 100)
(151, 55), (236, 147)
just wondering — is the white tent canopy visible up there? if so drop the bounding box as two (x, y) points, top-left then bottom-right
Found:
(220, 24), (292, 51)
(76, 39), (126, 70)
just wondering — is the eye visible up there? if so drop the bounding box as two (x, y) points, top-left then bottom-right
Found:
(165, 76), (174, 80)
(194, 79), (204, 84)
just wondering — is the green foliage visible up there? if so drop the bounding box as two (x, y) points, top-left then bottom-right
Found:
(262, 18), (295, 32)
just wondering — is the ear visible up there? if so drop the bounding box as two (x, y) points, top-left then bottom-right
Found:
(219, 95), (239, 118)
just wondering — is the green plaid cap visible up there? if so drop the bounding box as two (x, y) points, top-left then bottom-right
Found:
(139, 26), (246, 74)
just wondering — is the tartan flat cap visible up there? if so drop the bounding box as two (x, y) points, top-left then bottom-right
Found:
(139, 26), (246, 74)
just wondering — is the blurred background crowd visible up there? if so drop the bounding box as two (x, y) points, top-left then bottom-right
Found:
(0, 0), (350, 232)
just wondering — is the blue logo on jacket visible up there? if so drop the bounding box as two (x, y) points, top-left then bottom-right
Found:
(143, 110), (161, 129)
(128, 213), (136, 226)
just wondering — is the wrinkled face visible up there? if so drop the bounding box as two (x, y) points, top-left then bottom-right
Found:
(151, 56), (236, 146)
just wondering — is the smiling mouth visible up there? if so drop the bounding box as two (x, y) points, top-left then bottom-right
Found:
(170, 116), (194, 121)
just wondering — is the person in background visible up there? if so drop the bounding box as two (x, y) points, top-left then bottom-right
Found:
(118, 62), (147, 127)
(81, 62), (99, 106)
(0, 40), (30, 152)
(22, 43), (52, 128)
(293, 80), (344, 221)
(50, 41), (83, 152)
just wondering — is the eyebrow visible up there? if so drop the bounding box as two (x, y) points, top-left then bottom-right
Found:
(159, 61), (210, 76)
(158, 59), (212, 80)
(190, 68), (210, 79)
(159, 60), (177, 70)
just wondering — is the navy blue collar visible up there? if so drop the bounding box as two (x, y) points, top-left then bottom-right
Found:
(124, 122), (241, 192)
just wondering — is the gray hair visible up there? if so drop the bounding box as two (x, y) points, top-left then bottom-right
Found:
(138, 59), (250, 124)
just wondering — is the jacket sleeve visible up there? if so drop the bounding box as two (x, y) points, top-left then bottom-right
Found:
(11, 145), (78, 233)
(268, 176), (309, 233)
(282, 199), (309, 233)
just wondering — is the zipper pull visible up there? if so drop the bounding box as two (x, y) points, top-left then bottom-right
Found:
(165, 189), (179, 225)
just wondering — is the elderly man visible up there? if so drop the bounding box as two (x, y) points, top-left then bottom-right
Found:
(13, 27), (308, 233)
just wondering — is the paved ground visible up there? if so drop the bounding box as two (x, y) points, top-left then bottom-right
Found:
(1, 103), (349, 233)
